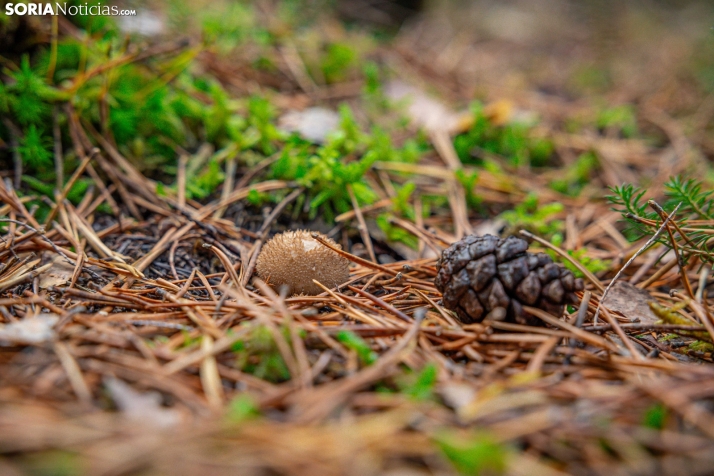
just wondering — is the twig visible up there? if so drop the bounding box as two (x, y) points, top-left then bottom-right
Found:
(311, 233), (400, 277)
(649, 200), (695, 299)
(523, 305), (621, 353)
(593, 202), (681, 324)
(347, 184), (377, 263)
(52, 106), (64, 189)
(0, 218), (77, 267)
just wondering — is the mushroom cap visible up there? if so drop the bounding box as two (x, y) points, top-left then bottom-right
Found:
(255, 230), (350, 295)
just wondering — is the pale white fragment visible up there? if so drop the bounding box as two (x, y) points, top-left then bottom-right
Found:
(279, 107), (340, 143)
(105, 377), (182, 428)
(0, 314), (59, 345)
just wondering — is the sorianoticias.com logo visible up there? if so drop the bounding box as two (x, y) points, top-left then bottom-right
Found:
(5, 3), (136, 16)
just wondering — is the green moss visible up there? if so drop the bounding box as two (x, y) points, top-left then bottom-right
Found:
(453, 102), (554, 168)
(225, 394), (261, 422)
(688, 340), (714, 353)
(435, 432), (508, 476)
(549, 234), (611, 278)
(499, 193), (564, 237)
(233, 325), (291, 383)
(549, 151), (599, 196)
(596, 105), (638, 138)
(18, 125), (54, 170)
(17, 450), (81, 476)
(321, 43), (357, 83)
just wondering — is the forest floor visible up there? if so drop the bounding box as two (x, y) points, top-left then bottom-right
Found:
(2, 1), (714, 474)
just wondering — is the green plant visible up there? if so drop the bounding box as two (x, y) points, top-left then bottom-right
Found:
(180, 330), (204, 350)
(233, 325), (290, 382)
(688, 340), (714, 352)
(398, 363), (438, 401)
(320, 43), (357, 83)
(376, 214), (419, 250)
(336, 330), (378, 366)
(549, 234), (611, 278)
(269, 106), (384, 221)
(201, 2), (257, 53)
(455, 169), (481, 208)
(642, 403), (667, 430)
(4, 55), (66, 127)
(225, 394), (261, 422)
(244, 95), (283, 154)
(362, 61), (383, 98)
(499, 193), (564, 237)
(435, 432), (508, 475)
(549, 151), (599, 196)
(23, 176), (91, 204)
(17, 449), (81, 476)
(609, 176), (714, 264)
(17, 125), (54, 170)
(392, 182), (416, 219)
(596, 105), (638, 138)
(453, 102), (554, 168)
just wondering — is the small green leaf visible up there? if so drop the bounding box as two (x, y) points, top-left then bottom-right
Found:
(336, 330), (378, 366)
(642, 403), (667, 430)
(401, 363), (438, 401)
(435, 432), (507, 476)
(225, 394), (260, 422)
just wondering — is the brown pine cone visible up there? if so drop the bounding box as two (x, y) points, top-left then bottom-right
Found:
(435, 234), (584, 325)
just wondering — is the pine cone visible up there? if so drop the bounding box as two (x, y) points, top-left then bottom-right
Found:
(435, 234), (584, 325)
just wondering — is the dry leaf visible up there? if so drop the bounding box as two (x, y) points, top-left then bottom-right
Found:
(38, 255), (75, 289)
(438, 382), (476, 411)
(604, 281), (658, 324)
(0, 314), (58, 345)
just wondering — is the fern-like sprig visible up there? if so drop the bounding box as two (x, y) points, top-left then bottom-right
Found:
(609, 176), (714, 265)
(17, 125), (54, 169)
(608, 183), (658, 218)
(664, 176), (714, 220)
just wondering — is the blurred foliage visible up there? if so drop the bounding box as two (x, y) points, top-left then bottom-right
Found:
(550, 234), (611, 278)
(232, 325), (290, 382)
(454, 102), (554, 168)
(377, 214), (419, 249)
(435, 432), (508, 476)
(2, 0), (703, 239)
(225, 394), (261, 422)
(642, 403), (668, 430)
(14, 449), (81, 476)
(336, 330), (378, 366)
(609, 176), (714, 266)
(499, 193), (564, 237)
(596, 105), (638, 138)
(397, 363), (438, 401)
(549, 151), (599, 197)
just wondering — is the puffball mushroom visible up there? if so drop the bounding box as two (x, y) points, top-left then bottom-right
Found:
(256, 230), (350, 295)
